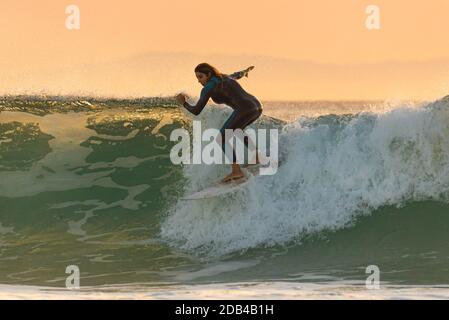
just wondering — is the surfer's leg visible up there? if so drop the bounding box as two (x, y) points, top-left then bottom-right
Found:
(239, 109), (262, 164)
(219, 112), (244, 182)
(224, 107), (263, 166)
(219, 109), (260, 163)
(219, 109), (262, 182)
(219, 110), (238, 163)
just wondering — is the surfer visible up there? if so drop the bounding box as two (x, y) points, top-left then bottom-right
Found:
(176, 63), (263, 183)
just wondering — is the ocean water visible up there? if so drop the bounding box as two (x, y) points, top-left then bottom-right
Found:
(1, 95), (449, 299)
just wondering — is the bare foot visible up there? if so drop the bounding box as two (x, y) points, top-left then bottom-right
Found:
(222, 171), (245, 183)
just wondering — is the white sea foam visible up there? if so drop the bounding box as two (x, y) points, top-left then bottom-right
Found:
(161, 98), (449, 256)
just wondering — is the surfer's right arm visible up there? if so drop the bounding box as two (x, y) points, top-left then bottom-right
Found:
(181, 81), (215, 115)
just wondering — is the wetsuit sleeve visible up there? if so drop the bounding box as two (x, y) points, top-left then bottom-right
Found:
(229, 70), (246, 80)
(229, 66), (254, 80)
(182, 81), (216, 115)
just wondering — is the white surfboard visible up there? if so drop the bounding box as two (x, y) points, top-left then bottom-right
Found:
(181, 176), (251, 200)
(182, 165), (264, 200)
(181, 161), (282, 200)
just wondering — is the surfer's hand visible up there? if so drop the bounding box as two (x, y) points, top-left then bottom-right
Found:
(244, 66), (255, 77)
(176, 93), (186, 104)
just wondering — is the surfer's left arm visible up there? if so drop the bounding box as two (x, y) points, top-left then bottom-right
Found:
(229, 66), (255, 80)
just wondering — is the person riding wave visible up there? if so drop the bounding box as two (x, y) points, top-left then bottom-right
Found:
(176, 63), (263, 183)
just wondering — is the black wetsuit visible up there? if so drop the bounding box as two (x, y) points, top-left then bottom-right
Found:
(183, 75), (263, 162)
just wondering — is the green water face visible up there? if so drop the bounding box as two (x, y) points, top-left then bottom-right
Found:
(0, 107), (196, 287)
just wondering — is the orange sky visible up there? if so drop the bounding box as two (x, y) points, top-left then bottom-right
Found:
(1, 0), (449, 100)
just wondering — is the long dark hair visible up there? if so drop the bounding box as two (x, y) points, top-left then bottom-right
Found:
(194, 63), (226, 88)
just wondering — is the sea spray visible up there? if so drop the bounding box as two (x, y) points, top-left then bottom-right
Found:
(161, 98), (449, 257)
